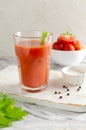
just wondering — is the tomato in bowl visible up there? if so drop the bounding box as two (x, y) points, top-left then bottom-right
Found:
(52, 32), (86, 66)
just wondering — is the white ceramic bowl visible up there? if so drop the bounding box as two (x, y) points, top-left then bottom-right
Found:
(52, 48), (86, 66)
(62, 65), (86, 86)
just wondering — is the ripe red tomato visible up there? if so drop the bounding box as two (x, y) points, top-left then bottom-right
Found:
(63, 43), (75, 51)
(57, 34), (75, 44)
(74, 40), (82, 50)
(53, 32), (85, 51)
(53, 42), (63, 50)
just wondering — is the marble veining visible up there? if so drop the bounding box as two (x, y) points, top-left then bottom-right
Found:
(0, 58), (86, 130)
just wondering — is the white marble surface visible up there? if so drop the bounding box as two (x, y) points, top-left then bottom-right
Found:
(0, 57), (86, 130)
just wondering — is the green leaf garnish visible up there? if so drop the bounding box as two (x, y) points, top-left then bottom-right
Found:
(40, 32), (49, 45)
(63, 32), (72, 35)
(0, 93), (28, 128)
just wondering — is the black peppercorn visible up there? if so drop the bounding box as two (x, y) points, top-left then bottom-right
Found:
(54, 91), (57, 94)
(67, 89), (69, 91)
(77, 86), (81, 92)
(58, 92), (61, 94)
(77, 88), (80, 91)
(67, 93), (70, 96)
(59, 96), (63, 99)
(63, 85), (66, 88)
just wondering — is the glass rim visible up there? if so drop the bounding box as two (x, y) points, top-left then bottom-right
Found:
(13, 31), (53, 39)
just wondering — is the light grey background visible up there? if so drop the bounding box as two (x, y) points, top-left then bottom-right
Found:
(0, 0), (86, 57)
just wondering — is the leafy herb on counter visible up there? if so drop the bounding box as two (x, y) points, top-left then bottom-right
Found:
(0, 93), (28, 128)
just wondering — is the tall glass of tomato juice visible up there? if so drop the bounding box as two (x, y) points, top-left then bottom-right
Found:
(14, 31), (53, 92)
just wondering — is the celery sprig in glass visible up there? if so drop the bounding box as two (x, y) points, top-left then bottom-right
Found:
(40, 32), (49, 45)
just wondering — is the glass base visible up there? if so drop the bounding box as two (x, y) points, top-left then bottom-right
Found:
(20, 84), (47, 93)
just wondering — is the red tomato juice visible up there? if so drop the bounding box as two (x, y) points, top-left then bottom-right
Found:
(15, 40), (52, 90)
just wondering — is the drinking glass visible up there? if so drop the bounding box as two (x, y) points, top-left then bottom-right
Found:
(14, 31), (53, 92)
